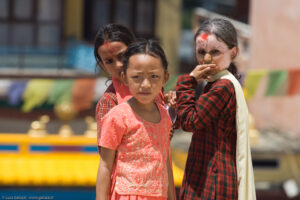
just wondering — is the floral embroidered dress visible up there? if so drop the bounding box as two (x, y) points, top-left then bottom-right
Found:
(96, 78), (165, 152)
(99, 102), (172, 200)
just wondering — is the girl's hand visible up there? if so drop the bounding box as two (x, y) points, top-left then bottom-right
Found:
(190, 64), (219, 83)
(164, 90), (176, 108)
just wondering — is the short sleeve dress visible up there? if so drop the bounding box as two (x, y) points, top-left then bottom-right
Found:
(99, 102), (172, 200)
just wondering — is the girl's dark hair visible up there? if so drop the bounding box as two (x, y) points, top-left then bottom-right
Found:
(94, 24), (136, 70)
(194, 18), (240, 79)
(122, 39), (168, 73)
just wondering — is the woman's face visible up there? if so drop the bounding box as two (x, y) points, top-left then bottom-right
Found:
(195, 33), (236, 70)
(98, 41), (127, 80)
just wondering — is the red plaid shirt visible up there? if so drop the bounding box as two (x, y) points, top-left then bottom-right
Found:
(176, 75), (238, 200)
(96, 83), (117, 153)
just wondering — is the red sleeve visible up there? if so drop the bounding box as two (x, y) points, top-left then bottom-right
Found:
(95, 84), (117, 152)
(176, 74), (234, 132)
(99, 107), (127, 150)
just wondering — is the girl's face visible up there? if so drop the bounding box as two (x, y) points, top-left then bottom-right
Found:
(98, 41), (127, 80)
(122, 54), (169, 105)
(195, 33), (237, 70)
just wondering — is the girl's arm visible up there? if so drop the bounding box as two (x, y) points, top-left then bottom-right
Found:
(96, 93), (117, 153)
(96, 147), (116, 200)
(167, 153), (176, 200)
(176, 75), (234, 133)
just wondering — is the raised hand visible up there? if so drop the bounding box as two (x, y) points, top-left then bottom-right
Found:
(190, 64), (220, 83)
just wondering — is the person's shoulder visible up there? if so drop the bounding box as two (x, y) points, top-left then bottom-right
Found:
(110, 102), (129, 110)
(210, 79), (236, 98)
(95, 86), (117, 117)
(213, 78), (235, 89)
(99, 92), (117, 103)
(105, 83), (116, 93)
(97, 84), (117, 105)
(101, 103), (131, 127)
(106, 102), (130, 116)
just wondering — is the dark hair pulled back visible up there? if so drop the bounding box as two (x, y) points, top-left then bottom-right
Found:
(94, 24), (136, 70)
(122, 39), (168, 73)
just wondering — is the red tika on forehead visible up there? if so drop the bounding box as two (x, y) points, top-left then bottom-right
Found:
(103, 41), (114, 55)
(103, 41), (112, 48)
(199, 33), (210, 41)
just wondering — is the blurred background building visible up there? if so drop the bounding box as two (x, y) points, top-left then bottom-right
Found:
(0, 0), (300, 199)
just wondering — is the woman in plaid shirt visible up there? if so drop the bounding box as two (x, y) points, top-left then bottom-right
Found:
(176, 18), (255, 200)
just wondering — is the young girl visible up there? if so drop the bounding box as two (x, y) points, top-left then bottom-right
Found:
(94, 23), (136, 147)
(176, 18), (256, 200)
(96, 40), (176, 200)
(95, 24), (175, 150)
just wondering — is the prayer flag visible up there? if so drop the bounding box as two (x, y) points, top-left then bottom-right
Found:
(48, 79), (74, 104)
(22, 79), (54, 112)
(287, 68), (300, 95)
(7, 81), (28, 105)
(265, 70), (288, 96)
(244, 69), (267, 99)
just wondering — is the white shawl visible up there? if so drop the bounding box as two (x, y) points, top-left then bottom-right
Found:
(209, 70), (256, 200)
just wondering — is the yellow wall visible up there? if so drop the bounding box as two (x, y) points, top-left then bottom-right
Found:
(155, 0), (182, 75)
(64, 0), (84, 39)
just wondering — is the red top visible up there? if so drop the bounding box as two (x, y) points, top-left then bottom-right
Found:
(96, 83), (165, 152)
(99, 102), (172, 197)
(176, 74), (238, 200)
(96, 83), (117, 150)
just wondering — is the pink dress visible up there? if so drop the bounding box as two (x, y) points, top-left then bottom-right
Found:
(99, 102), (172, 200)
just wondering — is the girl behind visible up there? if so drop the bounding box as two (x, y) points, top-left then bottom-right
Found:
(176, 18), (256, 200)
(96, 40), (176, 200)
(94, 23), (136, 149)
